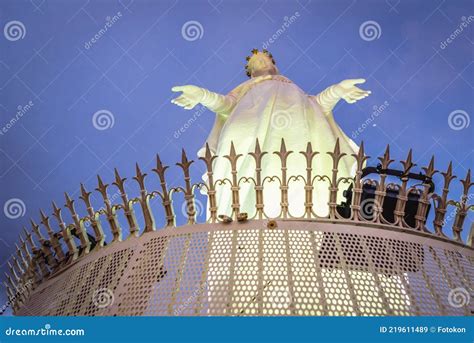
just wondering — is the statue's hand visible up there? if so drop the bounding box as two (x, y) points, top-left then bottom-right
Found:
(335, 79), (371, 104)
(171, 85), (204, 110)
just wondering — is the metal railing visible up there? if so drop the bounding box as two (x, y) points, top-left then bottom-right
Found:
(3, 139), (473, 312)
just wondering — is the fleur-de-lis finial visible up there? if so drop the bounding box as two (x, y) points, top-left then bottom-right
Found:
(378, 145), (394, 170)
(274, 138), (293, 163)
(223, 141), (242, 169)
(79, 183), (92, 208)
(199, 143), (218, 171)
(352, 141), (369, 170)
(422, 156), (437, 179)
(327, 138), (346, 169)
(460, 169), (473, 195)
(400, 149), (415, 176)
(51, 201), (61, 220)
(442, 162), (456, 187)
(22, 226), (33, 248)
(179, 149), (192, 172)
(96, 175), (109, 198)
(133, 163), (148, 190)
(254, 138), (262, 155)
(39, 209), (48, 226)
(113, 168), (126, 193)
(249, 138), (268, 168)
(153, 154), (169, 182)
(30, 219), (43, 240)
(64, 192), (76, 214)
(39, 209), (53, 236)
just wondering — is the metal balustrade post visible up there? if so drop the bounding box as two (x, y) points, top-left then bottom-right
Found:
(113, 168), (140, 237)
(64, 193), (91, 254)
(79, 184), (106, 247)
(452, 169), (473, 242)
(327, 139), (345, 219)
(30, 219), (57, 268)
(39, 210), (66, 264)
(250, 139), (267, 219)
(153, 155), (176, 227)
(373, 145), (393, 223)
(350, 142), (368, 221)
(52, 202), (79, 261)
(393, 149), (414, 227)
(415, 157), (437, 232)
(96, 175), (123, 241)
(433, 162), (455, 237)
(134, 164), (156, 233)
(275, 139), (293, 219)
(199, 144), (219, 222)
(177, 150), (197, 224)
(223, 142), (242, 221)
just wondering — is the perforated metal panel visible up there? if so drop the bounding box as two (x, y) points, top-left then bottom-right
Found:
(16, 220), (473, 316)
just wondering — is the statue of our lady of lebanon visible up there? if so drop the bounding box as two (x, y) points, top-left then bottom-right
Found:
(171, 49), (371, 218)
(168, 50), (410, 315)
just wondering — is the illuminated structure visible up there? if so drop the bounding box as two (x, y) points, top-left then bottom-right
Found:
(3, 140), (473, 316)
(171, 49), (371, 217)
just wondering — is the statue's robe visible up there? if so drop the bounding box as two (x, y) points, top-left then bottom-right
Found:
(199, 75), (359, 218)
(191, 75), (410, 316)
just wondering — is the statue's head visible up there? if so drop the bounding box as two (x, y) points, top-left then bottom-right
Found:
(245, 49), (279, 78)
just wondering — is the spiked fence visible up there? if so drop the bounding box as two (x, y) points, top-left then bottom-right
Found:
(3, 139), (473, 314)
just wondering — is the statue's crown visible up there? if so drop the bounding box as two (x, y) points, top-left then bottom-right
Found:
(245, 49), (276, 77)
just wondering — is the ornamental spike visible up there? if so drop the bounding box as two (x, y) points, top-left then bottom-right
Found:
(96, 174), (108, 197)
(79, 183), (92, 207)
(422, 155), (437, 179)
(378, 144), (394, 170)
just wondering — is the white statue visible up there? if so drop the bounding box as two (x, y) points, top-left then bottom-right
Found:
(171, 49), (371, 217)
(170, 51), (412, 316)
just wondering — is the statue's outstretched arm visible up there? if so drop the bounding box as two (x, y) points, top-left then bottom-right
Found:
(171, 85), (236, 114)
(314, 78), (371, 115)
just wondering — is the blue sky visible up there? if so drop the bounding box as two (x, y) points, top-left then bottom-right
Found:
(0, 0), (473, 315)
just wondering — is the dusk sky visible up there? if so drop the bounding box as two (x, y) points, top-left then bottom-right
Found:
(0, 0), (473, 315)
